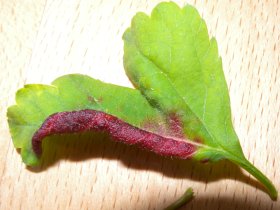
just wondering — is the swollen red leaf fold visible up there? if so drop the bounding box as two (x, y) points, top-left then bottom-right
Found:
(32, 109), (196, 159)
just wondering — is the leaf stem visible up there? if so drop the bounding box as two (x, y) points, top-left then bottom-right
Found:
(228, 155), (277, 200)
(164, 188), (194, 210)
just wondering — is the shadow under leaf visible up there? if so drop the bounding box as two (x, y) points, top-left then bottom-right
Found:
(27, 132), (267, 196)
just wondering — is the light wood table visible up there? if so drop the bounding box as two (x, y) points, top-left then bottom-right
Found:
(1, 0), (279, 209)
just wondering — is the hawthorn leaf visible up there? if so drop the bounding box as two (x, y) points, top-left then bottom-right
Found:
(7, 1), (277, 201)
(7, 74), (173, 166)
(123, 2), (277, 199)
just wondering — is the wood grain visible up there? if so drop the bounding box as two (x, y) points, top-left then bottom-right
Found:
(0, 0), (279, 209)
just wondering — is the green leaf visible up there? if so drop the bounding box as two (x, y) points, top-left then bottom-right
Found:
(7, 1), (277, 201)
(7, 74), (166, 166)
(123, 2), (277, 199)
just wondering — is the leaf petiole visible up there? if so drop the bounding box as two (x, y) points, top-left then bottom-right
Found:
(227, 155), (278, 200)
(164, 188), (194, 210)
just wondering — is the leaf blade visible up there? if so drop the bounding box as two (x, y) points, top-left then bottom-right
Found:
(7, 74), (167, 166)
(123, 2), (277, 199)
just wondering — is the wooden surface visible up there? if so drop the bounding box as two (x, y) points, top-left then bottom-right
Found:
(0, 0), (279, 209)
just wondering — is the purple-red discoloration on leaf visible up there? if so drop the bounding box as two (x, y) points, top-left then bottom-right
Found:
(167, 113), (185, 138)
(141, 118), (169, 135)
(193, 137), (204, 144)
(32, 110), (196, 159)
